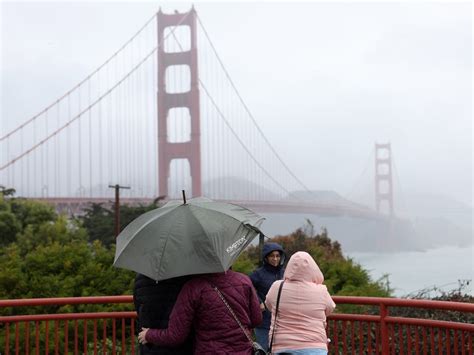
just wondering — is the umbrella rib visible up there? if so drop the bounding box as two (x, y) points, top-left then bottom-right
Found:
(154, 229), (172, 280)
(115, 206), (176, 260)
(196, 203), (265, 228)
(186, 207), (225, 270)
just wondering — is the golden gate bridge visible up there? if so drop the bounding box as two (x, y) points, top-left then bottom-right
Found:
(0, 8), (395, 222)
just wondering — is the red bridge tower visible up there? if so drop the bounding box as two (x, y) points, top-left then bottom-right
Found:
(374, 143), (394, 216)
(157, 8), (201, 198)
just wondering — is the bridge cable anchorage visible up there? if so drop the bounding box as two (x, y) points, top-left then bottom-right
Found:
(196, 15), (315, 199)
(0, 13), (158, 143)
(168, 28), (301, 200)
(0, 12), (191, 172)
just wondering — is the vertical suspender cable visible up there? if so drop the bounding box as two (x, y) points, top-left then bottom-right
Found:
(115, 55), (120, 188)
(88, 79), (93, 197)
(99, 69), (104, 196)
(42, 110), (47, 197)
(131, 42), (136, 196)
(127, 43), (133, 197)
(6, 137), (10, 189)
(66, 94), (72, 197)
(144, 40), (149, 198)
(78, 86), (82, 196)
(56, 104), (60, 196)
(108, 58), (113, 195)
(151, 33), (157, 198)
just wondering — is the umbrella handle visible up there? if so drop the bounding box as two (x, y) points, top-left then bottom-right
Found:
(182, 190), (187, 204)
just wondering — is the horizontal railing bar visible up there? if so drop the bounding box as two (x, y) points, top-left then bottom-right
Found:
(2, 296), (472, 313)
(0, 295), (133, 307)
(385, 316), (474, 331)
(329, 314), (381, 322)
(332, 296), (474, 313)
(0, 311), (137, 323)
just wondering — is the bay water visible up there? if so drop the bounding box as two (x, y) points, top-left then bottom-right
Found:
(347, 245), (473, 297)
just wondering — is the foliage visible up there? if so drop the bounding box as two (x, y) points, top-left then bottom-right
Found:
(0, 185), (16, 197)
(77, 203), (115, 247)
(232, 252), (256, 275)
(78, 200), (163, 247)
(0, 210), (21, 246)
(0, 189), (58, 247)
(9, 198), (57, 231)
(0, 198), (135, 316)
(394, 280), (473, 322)
(234, 227), (392, 298)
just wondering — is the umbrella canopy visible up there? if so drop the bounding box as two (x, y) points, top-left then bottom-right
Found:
(113, 197), (264, 281)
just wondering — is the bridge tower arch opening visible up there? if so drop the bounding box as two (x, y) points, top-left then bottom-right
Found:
(157, 8), (201, 199)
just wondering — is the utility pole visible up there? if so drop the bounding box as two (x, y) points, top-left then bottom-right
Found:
(108, 184), (131, 237)
(259, 233), (265, 265)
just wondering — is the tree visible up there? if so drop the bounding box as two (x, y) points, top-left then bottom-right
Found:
(0, 199), (135, 309)
(9, 198), (57, 232)
(78, 203), (115, 247)
(78, 200), (163, 247)
(0, 216), (135, 309)
(0, 210), (21, 246)
(0, 185), (16, 197)
(0, 192), (56, 246)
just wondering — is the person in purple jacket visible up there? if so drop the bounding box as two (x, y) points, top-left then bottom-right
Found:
(137, 269), (262, 354)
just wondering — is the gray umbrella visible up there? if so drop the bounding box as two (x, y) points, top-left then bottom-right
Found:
(113, 197), (264, 281)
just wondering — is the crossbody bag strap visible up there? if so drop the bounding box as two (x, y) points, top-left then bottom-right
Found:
(210, 283), (255, 347)
(268, 280), (285, 352)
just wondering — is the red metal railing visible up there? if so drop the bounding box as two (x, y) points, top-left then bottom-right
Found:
(1, 295), (473, 354)
(0, 296), (136, 355)
(327, 296), (474, 354)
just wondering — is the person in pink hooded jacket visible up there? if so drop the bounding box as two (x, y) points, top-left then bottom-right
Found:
(265, 251), (336, 355)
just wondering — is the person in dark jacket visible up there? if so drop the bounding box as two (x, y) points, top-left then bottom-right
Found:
(137, 270), (262, 354)
(133, 273), (193, 354)
(249, 242), (286, 350)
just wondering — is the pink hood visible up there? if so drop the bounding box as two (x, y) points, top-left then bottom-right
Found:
(283, 251), (324, 284)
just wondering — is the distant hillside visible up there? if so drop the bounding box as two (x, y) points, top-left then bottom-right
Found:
(202, 176), (280, 200)
(287, 189), (372, 210)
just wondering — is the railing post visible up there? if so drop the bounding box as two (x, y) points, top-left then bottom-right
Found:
(380, 303), (389, 354)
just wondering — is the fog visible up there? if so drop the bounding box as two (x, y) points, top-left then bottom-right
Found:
(2, 1), (471, 209)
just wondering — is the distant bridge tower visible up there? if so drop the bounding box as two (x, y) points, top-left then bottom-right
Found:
(374, 143), (394, 216)
(157, 8), (202, 198)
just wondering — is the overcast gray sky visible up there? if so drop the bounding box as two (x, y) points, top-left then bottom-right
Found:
(1, 1), (472, 207)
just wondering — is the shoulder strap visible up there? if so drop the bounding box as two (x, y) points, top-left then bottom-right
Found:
(210, 283), (255, 347)
(268, 280), (284, 352)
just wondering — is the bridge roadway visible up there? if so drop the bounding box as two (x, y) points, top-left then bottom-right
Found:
(32, 197), (387, 220)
